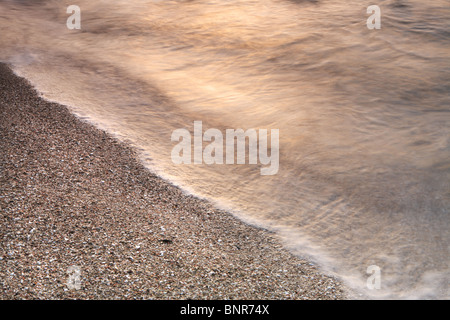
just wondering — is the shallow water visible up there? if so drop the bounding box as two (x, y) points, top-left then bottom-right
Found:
(1, 0), (449, 299)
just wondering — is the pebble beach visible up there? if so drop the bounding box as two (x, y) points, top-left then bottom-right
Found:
(0, 63), (345, 300)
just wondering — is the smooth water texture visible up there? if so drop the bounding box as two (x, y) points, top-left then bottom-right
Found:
(1, 0), (449, 299)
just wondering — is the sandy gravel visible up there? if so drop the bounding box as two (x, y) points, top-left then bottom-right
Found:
(0, 63), (346, 300)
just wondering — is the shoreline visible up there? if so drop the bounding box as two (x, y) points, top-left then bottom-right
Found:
(0, 63), (346, 299)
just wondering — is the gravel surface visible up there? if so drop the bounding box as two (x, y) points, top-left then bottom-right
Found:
(0, 63), (346, 300)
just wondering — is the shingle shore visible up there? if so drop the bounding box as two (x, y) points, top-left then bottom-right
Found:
(0, 63), (345, 299)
